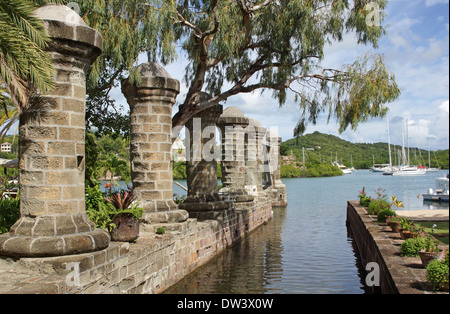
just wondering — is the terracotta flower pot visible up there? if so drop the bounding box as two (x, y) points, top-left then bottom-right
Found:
(419, 249), (445, 267)
(389, 221), (401, 233)
(401, 230), (414, 240)
(109, 213), (140, 242)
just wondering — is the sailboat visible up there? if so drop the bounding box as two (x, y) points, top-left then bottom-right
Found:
(426, 150), (440, 172)
(383, 117), (395, 176)
(385, 119), (426, 176)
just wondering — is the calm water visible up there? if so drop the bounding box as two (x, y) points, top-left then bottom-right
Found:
(104, 170), (449, 294)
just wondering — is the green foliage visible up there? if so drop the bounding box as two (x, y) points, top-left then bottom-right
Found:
(85, 184), (143, 231)
(377, 208), (395, 223)
(0, 0), (59, 113)
(400, 238), (428, 257)
(54, 0), (402, 138)
(104, 187), (144, 220)
(280, 162), (342, 178)
(282, 131), (449, 169)
(173, 161), (187, 180)
(0, 196), (19, 234)
(85, 131), (131, 185)
(173, 193), (186, 204)
(85, 183), (115, 230)
(399, 217), (414, 232)
(156, 227), (166, 235)
(426, 253), (449, 291)
(367, 199), (390, 215)
(423, 236), (441, 253)
(280, 164), (302, 178)
(358, 187), (371, 207)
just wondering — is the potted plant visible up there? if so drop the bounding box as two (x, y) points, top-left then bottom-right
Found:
(358, 187), (371, 207)
(104, 187), (143, 242)
(399, 217), (415, 240)
(426, 251), (449, 292)
(419, 237), (446, 267)
(387, 215), (402, 233)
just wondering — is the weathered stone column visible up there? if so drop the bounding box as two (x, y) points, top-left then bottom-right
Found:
(245, 118), (267, 198)
(266, 130), (287, 207)
(218, 107), (253, 203)
(179, 93), (229, 213)
(0, 5), (110, 257)
(122, 62), (188, 224)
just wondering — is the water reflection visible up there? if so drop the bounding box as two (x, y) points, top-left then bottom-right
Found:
(164, 207), (287, 294)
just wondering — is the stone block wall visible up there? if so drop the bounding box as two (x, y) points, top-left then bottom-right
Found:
(346, 201), (447, 294)
(1, 201), (272, 294)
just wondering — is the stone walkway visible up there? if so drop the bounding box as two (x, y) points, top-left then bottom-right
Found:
(396, 210), (449, 221)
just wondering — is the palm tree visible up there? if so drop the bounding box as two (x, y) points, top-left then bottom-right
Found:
(0, 0), (62, 133)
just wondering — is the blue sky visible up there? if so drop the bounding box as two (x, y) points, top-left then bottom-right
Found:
(112, 0), (449, 150)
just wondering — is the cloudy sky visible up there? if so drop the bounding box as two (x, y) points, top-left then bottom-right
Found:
(110, 0), (449, 151)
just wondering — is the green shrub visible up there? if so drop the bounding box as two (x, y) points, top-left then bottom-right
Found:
(368, 199), (391, 215)
(156, 227), (166, 235)
(0, 196), (20, 234)
(400, 237), (428, 257)
(360, 196), (371, 207)
(377, 208), (395, 223)
(358, 187), (371, 207)
(426, 252), (449, 291)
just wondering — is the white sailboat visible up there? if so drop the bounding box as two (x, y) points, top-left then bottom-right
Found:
(385, 119), (426, 176)
(383, 117), (395, 175)
(426, 150), (440, 172)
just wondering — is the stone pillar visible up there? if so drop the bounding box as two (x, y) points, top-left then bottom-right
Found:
(218, 107), (253, 203)
(0, 5), (110, 257)
(122, 62), (188, 224)
(246, 118), (267, 198)
(266, 130), (287, 207)
(179, 93), (229, 212)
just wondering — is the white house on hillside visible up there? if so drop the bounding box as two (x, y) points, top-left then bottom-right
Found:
(1, 142), (12, 153)
(172, 137), (186, 162)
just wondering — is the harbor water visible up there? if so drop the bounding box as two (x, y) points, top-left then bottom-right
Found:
(104, 170), (449, 294)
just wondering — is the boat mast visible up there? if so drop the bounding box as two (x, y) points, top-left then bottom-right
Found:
(406, 119), (410, 166)
(387, 117), (392, 169)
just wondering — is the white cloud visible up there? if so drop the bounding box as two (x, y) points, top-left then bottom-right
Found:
(425, 0), (449, 6)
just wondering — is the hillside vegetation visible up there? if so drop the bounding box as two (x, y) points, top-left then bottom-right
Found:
(281, 131), (449, 170)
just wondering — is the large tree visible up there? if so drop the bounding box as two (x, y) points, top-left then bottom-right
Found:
(5, 0), (400, 139)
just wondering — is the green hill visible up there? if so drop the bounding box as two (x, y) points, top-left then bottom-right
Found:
(281, 131), (449, 170)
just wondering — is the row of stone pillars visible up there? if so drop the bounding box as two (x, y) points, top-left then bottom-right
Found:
(0, 4), (286, 258)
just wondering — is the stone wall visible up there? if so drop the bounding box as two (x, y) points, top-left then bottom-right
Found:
(0, 200), (272, 294)
(346, 201), (447, 294)
(0, 4), (284, 294)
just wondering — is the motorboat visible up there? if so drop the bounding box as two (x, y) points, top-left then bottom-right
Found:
(371, 164), (391, 172)
(333, 162), (354, 174)
(422, 173), (449, 202)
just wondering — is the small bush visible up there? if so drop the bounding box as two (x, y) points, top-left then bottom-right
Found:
(426, 253), (449, 291)
(400, 237), (428, 257)
(0, 196), (20, 234)
(377, 208), (395, 223)
(156, 227), (166, 235)
(368, 199), (391, 215)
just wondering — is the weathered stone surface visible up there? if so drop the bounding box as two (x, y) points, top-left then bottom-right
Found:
(1, 200), (273, 294)
(180, 97), (229, 212)
(123, 62), (187, 222)
(0, 4), (109, 258)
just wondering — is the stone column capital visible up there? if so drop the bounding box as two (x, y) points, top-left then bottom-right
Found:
(35, 4), (102, 62)
(122, 62), (180, 103)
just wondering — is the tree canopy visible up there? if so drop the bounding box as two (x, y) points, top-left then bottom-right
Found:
(2, 0), (401, 140)
(70, 0), (400, 138)
(0, 0), (61, 115)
